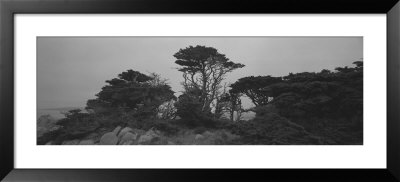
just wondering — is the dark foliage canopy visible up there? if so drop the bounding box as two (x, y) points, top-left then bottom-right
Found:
(230, 76), (282, 106)
(174, 45), (244, 74)
(86, 69), (176, 116)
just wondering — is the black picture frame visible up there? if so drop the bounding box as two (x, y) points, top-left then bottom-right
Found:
(1, 0), (399, 181)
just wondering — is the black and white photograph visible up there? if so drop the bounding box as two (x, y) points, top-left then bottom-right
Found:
(37, 37), (363, 145)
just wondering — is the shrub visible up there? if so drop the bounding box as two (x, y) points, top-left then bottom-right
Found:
(231, 110), (321, 145)
(46, 109), (101, 143)
(193, 127), (207, 134)
(37, 128), (62, 145)
(152, 120), (181, 136)
(174, 90), (204, 126)
(136, 119), (181, 136)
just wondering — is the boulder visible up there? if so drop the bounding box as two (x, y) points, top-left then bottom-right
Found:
(132, 128), (146, 136)
(120, 140), (135, 145)
(203, 131), (213, 137)
(100, 132), (118, 145)
(138, 129), (160, 144)
(119, 132), (138, 145)
(147, 128), (160, 135)
(112, 126), (122, 135)
(82, 133), (102, 143)
(195, 134), (204, 140)
(118, 127), (134, 138)
(79, 139), (95, 145)
(62, 140), (80, 145)
(138, 134), (154, 144)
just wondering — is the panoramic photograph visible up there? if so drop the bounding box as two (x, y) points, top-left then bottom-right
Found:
(37, 37), (363, 145)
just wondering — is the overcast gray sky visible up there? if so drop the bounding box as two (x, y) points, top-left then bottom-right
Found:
(37, 37), (362, 109)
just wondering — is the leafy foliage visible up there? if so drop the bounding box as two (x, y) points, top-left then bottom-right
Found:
(156, 100), (177, 120)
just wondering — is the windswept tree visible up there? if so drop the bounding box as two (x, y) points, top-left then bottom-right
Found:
(230, 76), (282, 106)
(86, 69), (176, 118)
(174, 45), (245, 114)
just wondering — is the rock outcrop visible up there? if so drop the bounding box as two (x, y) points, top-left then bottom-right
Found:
(195, 134), (204, 140)
(100, 132), (119, 145)
(112, 126), (122, 135)
(118, 127), (133, 138)
(62, 139), (80, 145)
(137, 128), (161, 144)
(79, 139), (95, 145)
(95, 126), (158, 145)
(119, 132), (137, 145)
